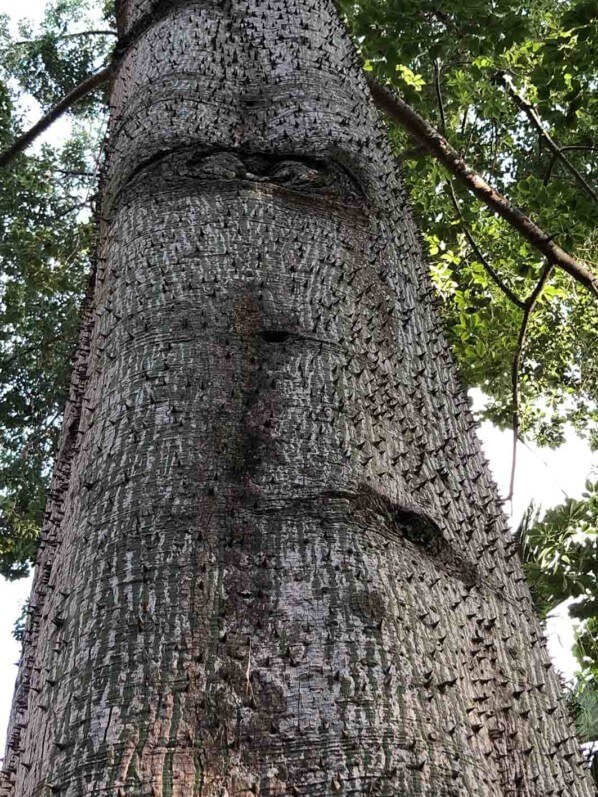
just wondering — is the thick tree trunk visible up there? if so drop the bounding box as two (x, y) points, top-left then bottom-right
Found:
(1, 1), (593, 795)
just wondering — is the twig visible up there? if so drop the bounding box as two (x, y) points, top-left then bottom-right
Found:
(499, 73), (597, 202)
(19, 409), (63, 461)
(490, 119), (499, 176)
(0, 332), (65, 373)
(447, 182), (526, 309)
(544, 145), (598, 186)
(13, 30), (117, 45)
(508, 263), (554, 502)
(0, 65), (113, 169)
(53, 168), (97, 178)
(433, 60), (447, 135)
(433, 63), (525, 309)
(52, 198), (92, 221)
(367, 76), (598, 299)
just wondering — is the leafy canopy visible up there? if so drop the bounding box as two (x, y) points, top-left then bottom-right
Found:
(340, 0), (598, 446)
(0, 0), (111, 578)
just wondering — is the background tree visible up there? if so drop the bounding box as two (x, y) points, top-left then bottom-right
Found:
(518, 483), (598, 731)
(0, 0), (111, 576)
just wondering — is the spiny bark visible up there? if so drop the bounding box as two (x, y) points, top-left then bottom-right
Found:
(2, 1), (593, 795)
(2, 42), (596, 308)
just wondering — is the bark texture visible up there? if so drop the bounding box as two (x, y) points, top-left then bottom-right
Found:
(2, 1), (593, 795)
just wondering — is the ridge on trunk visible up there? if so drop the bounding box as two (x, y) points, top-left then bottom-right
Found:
(2, 1), (593, 795)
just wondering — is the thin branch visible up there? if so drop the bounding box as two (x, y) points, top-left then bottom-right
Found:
(13, 30), (117, 45)
(490, 119), (499, 176)
(0, 332), (65, 374)
(508, 263), (554, 502)
(19, 409), (63, 462)
(0, 65), (113, 170)
(433, 59), (447, 135)
(459, 106), (468, 139)
(544, 145), (598, 186)
(52, 198), (92, 221)
(499, 73), (597, 202)
(53, 168), (96, 178)
(433, 63), (525, 309)
(447, 182), (526, 309)
(367, 76), (598, 299)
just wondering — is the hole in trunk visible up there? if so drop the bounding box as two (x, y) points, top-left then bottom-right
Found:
(261, 330), (291, 343)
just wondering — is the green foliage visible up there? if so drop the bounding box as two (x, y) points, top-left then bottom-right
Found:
(0, 0), (109, 578)
(518, 482), (598, 684)
(12, 600), (28, 644)
(1, 0), (115, 110)
(567, 677), (598, 776)
(517, 484), (598, 750)
(518, 482), (597, 635)
(340, 0), (598, 446)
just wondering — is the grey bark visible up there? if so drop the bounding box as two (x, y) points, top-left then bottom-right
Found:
(1, 1), (593, 795)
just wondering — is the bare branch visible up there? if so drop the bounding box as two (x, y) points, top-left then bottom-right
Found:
(0, 65), (113, 170)
(498, 73), (597, 203)
(508, 264), (554, 501)
(367, 76), (598, 299)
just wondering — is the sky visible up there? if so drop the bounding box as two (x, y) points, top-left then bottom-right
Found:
(0, 0), (43, 21)
(0, 0), (596, 760)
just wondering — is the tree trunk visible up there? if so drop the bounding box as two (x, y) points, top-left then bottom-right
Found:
(1, 1), (593, 795)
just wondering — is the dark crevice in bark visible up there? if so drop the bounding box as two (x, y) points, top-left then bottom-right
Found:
(261, 330), (291, 343)
(118, 146), (366, 212)
(320, 485), (481, 588)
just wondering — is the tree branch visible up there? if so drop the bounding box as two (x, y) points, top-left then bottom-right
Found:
(367, 76), (598, 299)
(433, 62), (525, 309)
(0, 332), (65, 374)
(544, 145), (598, 186)
(0, 65), (113, 170)
(433, 59), (447, 135)
(508, 263), (554, 502)
(446, 182), (526, 309)
(13, 30), (117, 45)
(498, 73), (597, 203)
(53, 168), (96, 178)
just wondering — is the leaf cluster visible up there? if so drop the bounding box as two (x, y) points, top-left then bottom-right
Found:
(340, 0), (598, 447)
(517, 481), (598, 735)
(0, 0), (109, 577)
